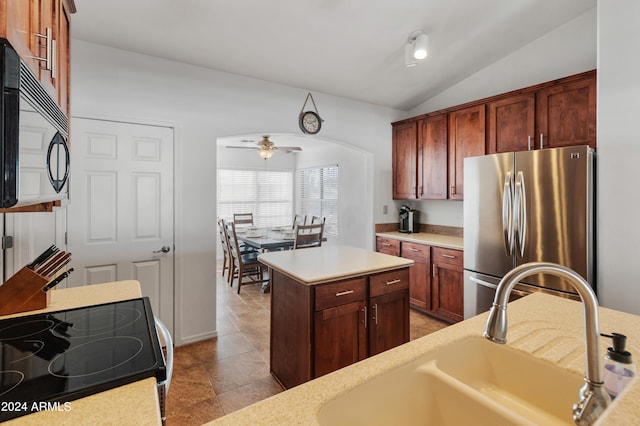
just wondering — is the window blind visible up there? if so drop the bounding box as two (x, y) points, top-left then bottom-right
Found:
(295, 165), (339, 236)
(217, 168), (293, 228)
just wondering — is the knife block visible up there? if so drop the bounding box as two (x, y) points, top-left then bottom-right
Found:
(0, 267), (50, 316)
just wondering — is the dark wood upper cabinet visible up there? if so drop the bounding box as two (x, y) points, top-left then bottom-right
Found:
(392, 121), (418, 200)
(536, 75), (596, 149)
(487, 93), (535, 154)
(448, 105), (485, 201)
(392, 70), (596, 201)
(418, 114), (448, 199)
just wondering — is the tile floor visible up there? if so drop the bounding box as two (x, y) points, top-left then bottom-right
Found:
(165, 269), (449, 425)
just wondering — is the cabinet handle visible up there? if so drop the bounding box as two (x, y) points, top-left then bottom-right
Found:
(408, 247), (420, 252)
(432, 265), (437, 277)
(385, 279), (401, 286)
(51, 38), (57, 79)
(373, 303), (378, 325)
(381, 243), (392, 247)
(540, 133), (544, 149)
(450, 185), (456, 196)
(363, 306), (367, 328)
(335, 290), (354, 297)
(442, 254), (456, 259)
(527, 135), (532, 151)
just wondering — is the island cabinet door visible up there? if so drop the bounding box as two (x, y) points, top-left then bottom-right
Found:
(368, 269), (410, 356)
(314, 300), (367, 378)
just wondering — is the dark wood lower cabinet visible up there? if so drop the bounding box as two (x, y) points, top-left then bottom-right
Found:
(369, 289), (410, 357)
(431, 247), (464, 323)
(314, 300), (367, 378)
(270, 267), (410, 389)
(378, 239), (464, 323)
(400, 241), (431, 312)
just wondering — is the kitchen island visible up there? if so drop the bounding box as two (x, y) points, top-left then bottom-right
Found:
(209, 292), (640, 425)
(2, 281), (161, 426)
(258, 245), (414, 389)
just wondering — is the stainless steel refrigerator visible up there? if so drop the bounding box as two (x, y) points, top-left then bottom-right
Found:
(463, 145), (595, 318)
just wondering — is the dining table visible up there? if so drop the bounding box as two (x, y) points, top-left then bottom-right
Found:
(236, 227), (297, 251)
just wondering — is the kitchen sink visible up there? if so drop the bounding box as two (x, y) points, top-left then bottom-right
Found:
(317, 336), (583, 425)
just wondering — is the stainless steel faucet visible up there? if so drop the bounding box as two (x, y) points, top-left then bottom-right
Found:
(484, 262), (610, 426)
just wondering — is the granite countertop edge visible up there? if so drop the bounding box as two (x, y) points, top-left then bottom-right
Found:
(375, 231), (464, 250)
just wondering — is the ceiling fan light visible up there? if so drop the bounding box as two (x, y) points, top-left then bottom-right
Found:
(259, 149), (273, 159)
(413, 33), (428, 60)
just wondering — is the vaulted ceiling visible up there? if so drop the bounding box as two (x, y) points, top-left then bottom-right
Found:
(72, 0), (595, 111)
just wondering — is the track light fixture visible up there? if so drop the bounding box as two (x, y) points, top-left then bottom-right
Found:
(405, 31), (429, 67)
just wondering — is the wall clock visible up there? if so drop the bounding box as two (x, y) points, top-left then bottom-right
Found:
(299, 93), (324, 135)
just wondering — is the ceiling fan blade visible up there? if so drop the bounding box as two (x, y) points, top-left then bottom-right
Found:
(225, 146), (259, 150)
(275, 146), (302, 152)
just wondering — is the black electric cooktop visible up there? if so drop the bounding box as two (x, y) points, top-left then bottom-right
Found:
(0, 297), (166, 421)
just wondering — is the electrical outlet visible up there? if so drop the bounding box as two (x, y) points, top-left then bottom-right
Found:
(383, 205), (388, 214)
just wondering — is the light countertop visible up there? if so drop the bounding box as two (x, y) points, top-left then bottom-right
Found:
(3, 281), (162, 426)
(208, 293), (640, 425)
(258, 245), (414, 285)
(376, 231), (464, 250)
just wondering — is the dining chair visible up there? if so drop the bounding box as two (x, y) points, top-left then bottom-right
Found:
(311, 216), (326, 225)
(293, 223), (324, 249)
(226, 220), (269, 293)
(221, 219), (257, 286)
(292, 214), (306, 229)
(217, 218), (231, 279)
(233, 212), (254, 226)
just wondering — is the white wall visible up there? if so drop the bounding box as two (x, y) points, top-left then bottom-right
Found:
(295, 142), (372, 248)
(71, 40), (404, 344)
(596, 0), (640, 314)
(400, 7), (597, 229)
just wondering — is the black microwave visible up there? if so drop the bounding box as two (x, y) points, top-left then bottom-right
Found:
(0, 40), (69, 208)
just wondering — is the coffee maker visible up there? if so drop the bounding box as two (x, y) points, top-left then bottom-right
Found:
(399, 206), (419, 233)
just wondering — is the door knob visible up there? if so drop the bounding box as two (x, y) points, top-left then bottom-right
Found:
(153, 245), (171, 254)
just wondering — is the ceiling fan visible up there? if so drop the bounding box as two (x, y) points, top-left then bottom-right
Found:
(226, 135), (302, 159)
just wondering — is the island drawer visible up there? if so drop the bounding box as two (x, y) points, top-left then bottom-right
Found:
(432, 247), (463, 266)
(315, 278), (367, 311)
(400, 241), (430, 262)
(369, 268), (409, 298)
(376, 237), (400, 256)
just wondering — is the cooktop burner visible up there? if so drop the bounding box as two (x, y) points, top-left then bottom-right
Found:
(0, 297), (165, 421)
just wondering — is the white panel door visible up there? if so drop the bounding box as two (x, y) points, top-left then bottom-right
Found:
(67, 118), (174, 333)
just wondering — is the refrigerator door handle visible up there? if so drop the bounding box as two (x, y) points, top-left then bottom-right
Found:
(514, 171), (527, 257)
(502, 172), (514, 256)
(470, 276), (531, 298)
(470, 275), (498, 290)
